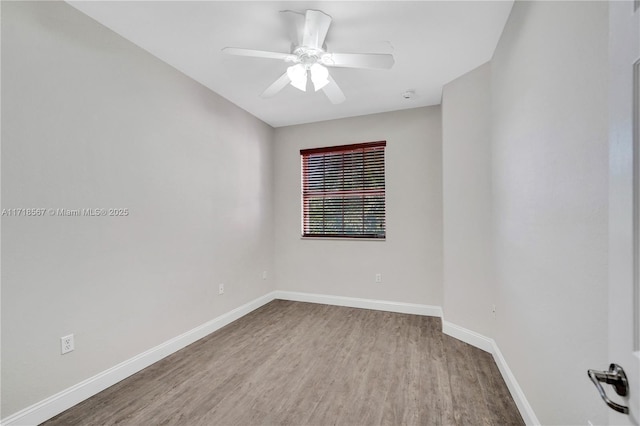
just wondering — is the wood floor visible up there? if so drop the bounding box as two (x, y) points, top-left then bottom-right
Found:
(44, 300), (524, 425)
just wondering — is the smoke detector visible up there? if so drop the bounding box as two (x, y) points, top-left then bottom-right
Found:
(402, 90), (416, 100)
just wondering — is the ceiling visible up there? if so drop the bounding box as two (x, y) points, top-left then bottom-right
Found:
(67, 1), (513, 128)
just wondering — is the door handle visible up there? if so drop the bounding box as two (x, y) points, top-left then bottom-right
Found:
(587, 363), (629, 414)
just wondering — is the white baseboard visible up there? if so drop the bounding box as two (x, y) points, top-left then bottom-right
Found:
(442, 320), (494, 353)
(1, 291), (278, 426)
(274, 290), (443, 317)
(442, 321), (540, 426)
(491, 342), (540, 426)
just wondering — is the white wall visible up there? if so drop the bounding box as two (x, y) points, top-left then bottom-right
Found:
(441, 1), (609, 424)
(274, 107), (442, 305)
(442, 62), (494, 337)
(1, 1), (274, 417)
(492, 2), (608, 424)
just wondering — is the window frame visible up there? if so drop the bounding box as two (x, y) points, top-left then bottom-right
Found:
(300, 141), (387, 240)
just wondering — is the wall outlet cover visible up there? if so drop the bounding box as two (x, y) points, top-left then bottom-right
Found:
(61, 334), (74, 354)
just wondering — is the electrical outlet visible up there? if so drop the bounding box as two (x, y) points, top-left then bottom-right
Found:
(219, 283), (224, 295)
(375, 273), (382, 283)
(262, 271), (267, 280)
(61, 334), (74, 354)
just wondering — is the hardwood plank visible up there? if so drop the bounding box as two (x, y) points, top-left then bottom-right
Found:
(43, 300), (524, 426)
(473, 348), (525, 425)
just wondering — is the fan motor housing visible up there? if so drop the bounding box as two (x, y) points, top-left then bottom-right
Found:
(292, 46), (327, 67)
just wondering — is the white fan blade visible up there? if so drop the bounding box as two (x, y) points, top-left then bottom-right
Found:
(261, 72), (291, 98)
(322, 75), (345, 104)
(281, 10), (305, 47)
(222, 47), (295, 61)
(303, 10), (332, 49)
(323, 53), (395, 69)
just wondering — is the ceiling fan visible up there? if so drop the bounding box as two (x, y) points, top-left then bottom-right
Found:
(222, 9), (395, 104)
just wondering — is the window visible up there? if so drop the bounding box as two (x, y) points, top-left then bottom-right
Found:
(301, 141), (386, 239)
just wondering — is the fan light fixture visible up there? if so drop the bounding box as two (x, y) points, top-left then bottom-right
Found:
(287, 64), (307, 91)
(287, 63), (330, 92)
(310, 64), (329, 91)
